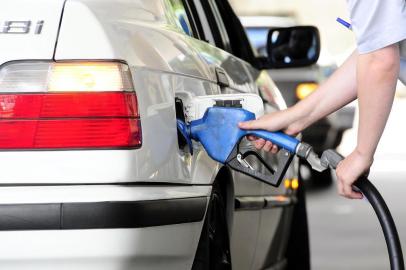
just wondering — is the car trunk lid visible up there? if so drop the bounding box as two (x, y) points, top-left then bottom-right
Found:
(0, 0), (66, 65)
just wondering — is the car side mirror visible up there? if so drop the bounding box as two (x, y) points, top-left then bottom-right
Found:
(266, 26), (320, 68)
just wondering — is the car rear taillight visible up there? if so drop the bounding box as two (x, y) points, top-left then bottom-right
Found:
(0, 61), (141, 150)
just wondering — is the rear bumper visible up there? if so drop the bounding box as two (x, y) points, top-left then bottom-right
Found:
(0, 184), (211, 270)
(0, 197), (206, 231)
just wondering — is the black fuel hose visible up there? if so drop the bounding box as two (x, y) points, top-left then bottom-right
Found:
(354, 177), (404, 270)
(320, 149), (404, 270)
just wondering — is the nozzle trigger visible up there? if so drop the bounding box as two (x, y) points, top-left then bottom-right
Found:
(226, 139), (293, 187)
(237, 153), (255, 170)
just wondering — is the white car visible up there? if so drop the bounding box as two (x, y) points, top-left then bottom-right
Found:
(0, 1), (318, 269)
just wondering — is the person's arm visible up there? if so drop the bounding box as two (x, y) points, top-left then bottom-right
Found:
(336, 44), (400, 199)
(291, 50), (359, 130)
(239, 51), (359, 152)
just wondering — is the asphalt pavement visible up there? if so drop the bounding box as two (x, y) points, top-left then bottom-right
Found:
(307, 173), (406, 270)
(307, 94), (406, 270)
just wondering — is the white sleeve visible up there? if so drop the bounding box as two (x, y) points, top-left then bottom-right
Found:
(348, 0), (406, 54)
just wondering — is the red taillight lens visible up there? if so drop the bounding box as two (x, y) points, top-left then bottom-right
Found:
(0, 92), (138, 118)
(0, 119), (141, 149)
(0, 92), (141, 149)
(0, 62), (141, 150)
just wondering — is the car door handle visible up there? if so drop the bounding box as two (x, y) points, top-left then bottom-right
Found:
(215, 67), (230, 88)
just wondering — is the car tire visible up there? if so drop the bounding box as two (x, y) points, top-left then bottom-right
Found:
(191, 181), (232, 270)
(286, 178), (311, 270)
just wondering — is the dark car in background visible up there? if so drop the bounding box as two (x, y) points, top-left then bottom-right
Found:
(241, 15), (356, 186)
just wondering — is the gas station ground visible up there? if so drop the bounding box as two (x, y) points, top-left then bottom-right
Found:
(308, 174), (406, 269)
(308, 97), (406, 269)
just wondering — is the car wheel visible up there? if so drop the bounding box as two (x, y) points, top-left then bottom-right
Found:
(192, 181), (232, 270)
(286, 177), (310, 270)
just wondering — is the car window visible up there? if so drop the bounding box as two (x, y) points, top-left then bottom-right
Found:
(200, 0), (232, 52)
(184, 0), (257, 67)
(185, 0), (215, 45)
(211, 0), (257, 65)
(182, 0), (206, 41)
(207, 0), (231, 50)
(167, 0), (194, 37)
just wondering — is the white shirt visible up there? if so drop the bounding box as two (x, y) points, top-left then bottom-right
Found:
(347, 0), (406, 54)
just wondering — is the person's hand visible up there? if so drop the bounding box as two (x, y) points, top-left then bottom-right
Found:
(238, 109), (302, 153)
(336, 149), (373, 199)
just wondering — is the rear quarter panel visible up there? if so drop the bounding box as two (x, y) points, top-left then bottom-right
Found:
(0, 0), (224, 185)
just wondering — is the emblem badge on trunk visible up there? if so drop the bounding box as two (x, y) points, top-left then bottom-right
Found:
(0, 20), (44, 34)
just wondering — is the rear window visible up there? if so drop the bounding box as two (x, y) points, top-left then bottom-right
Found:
(168, 0), (194, 36)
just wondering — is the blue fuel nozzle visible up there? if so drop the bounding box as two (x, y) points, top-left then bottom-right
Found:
(177, 107), (300, 186)
(188, 107), (299, 162)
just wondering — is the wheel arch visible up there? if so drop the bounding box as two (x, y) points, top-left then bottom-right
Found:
(213, 166), (235, 234)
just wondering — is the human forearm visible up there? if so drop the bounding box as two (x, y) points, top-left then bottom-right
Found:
(356, 45), (400, 158)
(336, 45), (400, 200)
(239, 51), (360, 137)
(288, 51), (359, 132)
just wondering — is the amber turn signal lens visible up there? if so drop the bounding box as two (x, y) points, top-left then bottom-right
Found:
(296, 83), (318, 100)
(284, 179), (291, 189)
(291, 178), (299, 190)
